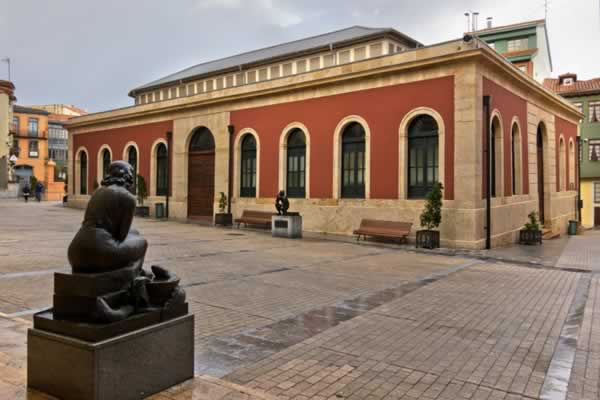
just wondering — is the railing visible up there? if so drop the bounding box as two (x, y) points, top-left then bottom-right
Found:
(27, 130), (39, 137)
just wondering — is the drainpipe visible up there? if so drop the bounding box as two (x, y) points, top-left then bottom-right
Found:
(577, 134), (582, 223)
(227, 125), (235, 215)
(484, 96), (492, 250)
(166, 131), (172, 219)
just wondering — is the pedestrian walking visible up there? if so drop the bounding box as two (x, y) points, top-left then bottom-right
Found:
(35, 181), (44, 202)
(22, 184), (31, 203)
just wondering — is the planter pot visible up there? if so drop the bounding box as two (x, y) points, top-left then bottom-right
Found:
(214, 213), (233, 226)
(519, 229), (542, 245)
(135, 206), (150, 218)
(416, 230), (440, 249)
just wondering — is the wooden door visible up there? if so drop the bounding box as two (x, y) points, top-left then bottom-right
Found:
(188, 151), (215, 217)
(595, 208), (600, 227)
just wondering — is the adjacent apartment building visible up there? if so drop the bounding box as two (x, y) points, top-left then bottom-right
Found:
(66, 25), (581, 248)
(472, 19), (552, 82)
(11, 105), (64, 200)
(545, 73), (600, 228)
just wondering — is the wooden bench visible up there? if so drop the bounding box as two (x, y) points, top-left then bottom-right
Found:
(353, 219), (412, 243)
(234, 210), (274, 229)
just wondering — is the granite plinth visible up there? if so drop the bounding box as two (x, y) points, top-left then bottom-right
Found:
(33, 302), (188, 342)
(272, 215), (303, 239)
(28, 314), (194, 400)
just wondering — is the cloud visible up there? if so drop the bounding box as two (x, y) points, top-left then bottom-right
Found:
(194, 0), (302, 27)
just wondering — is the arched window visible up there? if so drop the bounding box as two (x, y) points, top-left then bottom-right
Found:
(127, 146), (138, 194)
(102, 149), (111, 179)
(511, 122), (522, 195)
(156, 143), (168, 196)
(240, 135), (257, 197)
(490, 116), (503, 198)
(189, 127), (215, 152)
(408, 115), (438, 199)
(80, 151), (87, 195)
(341, 122), (366, 198)
(569, 140), (575, 190)
(286, 129), (306, 198)
(559, 137), (566, 192)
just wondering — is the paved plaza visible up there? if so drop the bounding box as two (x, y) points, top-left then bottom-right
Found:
(0, 201), (599, 399)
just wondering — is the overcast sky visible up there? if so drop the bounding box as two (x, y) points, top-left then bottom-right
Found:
(0, 0), (598, 112)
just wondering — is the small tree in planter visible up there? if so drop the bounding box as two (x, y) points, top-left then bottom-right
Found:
(214, 192), (232, 226)
(416, 182), (443, 249)
(135, 174), (149, 217)
(519, 211), (542, 245)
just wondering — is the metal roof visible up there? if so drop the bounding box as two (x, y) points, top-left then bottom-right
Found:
(129, 26), (421, 96)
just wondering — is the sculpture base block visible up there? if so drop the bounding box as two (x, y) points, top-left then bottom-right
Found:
(272, 215), (302, 239)
(28, 314), (194, 400)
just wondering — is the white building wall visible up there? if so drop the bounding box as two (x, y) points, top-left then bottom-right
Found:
(532, 25), (552, 83)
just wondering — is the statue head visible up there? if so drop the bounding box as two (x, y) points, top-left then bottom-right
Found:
(102, 161), (135, 190)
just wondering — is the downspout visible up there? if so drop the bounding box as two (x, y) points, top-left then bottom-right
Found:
(484, 96), (492, 249)
(577, 124), (582, 223)
(166, 131), (172, 219)
(227, 125), (235, 215)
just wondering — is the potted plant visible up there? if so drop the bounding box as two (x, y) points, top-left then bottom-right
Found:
(416, 182), (443, 249)
(135, 174), (150, 217)
(214, 192), (232, 226)
(519, 211), (542, 245)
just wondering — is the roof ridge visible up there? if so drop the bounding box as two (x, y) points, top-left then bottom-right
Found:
(140, 25), (391, 87)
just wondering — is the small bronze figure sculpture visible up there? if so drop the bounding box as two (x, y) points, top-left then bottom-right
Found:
(275, 190), (289, 215)
(63, 161), (185, 323)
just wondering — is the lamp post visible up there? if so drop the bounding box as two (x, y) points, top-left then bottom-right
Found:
(484, 95), (492, 249)
(166, 131), (172, 219)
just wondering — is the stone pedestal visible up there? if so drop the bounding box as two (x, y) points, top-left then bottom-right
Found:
(272, 214), (302, 239)
(28, 314), (194, 400)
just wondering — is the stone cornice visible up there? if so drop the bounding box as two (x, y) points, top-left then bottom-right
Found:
(67, 39), (581, 130)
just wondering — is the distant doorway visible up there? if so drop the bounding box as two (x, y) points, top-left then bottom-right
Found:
(14, 165), (33, 196)
(187, 127), (215, 219)
(537, 124), (546, 224)
(595, 207), (600, 228)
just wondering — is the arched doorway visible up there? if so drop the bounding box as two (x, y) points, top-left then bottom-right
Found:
(188, 127), (215, 218)
(537, 123), (546, 223)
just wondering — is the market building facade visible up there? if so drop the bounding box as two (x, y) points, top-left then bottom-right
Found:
(67, 26), (581, 249)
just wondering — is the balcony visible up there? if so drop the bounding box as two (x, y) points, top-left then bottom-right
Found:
(27, 130), (39, 138)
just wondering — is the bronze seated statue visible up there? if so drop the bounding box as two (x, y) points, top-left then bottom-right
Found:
(58, 161), (185, 324)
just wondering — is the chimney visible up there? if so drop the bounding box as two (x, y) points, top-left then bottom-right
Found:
(486, 17), (493, 29)
(472, 12), (479, 31)
(465, 12), (471, 32)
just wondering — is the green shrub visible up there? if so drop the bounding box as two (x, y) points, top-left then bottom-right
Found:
(524, 211), (541, 231)
(420, 182), (443, 231)
(136, 175), (148, 206)
(218, 192), (227, 213)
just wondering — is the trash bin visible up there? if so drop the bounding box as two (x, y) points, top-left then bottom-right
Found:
(568, 220), (578, 236)
(155, 203), (165, 219)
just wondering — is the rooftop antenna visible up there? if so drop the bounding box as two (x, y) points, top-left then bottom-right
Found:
(464, 12), (471, 32)
(544, 0), (548, 20)
(472, 11), (479, 32)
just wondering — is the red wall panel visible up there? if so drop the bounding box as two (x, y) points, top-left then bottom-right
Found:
(555, 116), (578, 192)
(483, 78), (529, 197)
(72, 121), (173, 192)
(231, 77), (455, 200)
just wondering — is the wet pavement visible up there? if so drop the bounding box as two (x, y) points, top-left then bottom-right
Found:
(1, 200), (600, 399)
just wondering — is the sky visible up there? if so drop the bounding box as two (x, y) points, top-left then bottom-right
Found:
(0, 0), (598, 112)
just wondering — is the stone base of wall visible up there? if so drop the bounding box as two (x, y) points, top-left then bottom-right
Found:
(67, 192), (578, 250)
